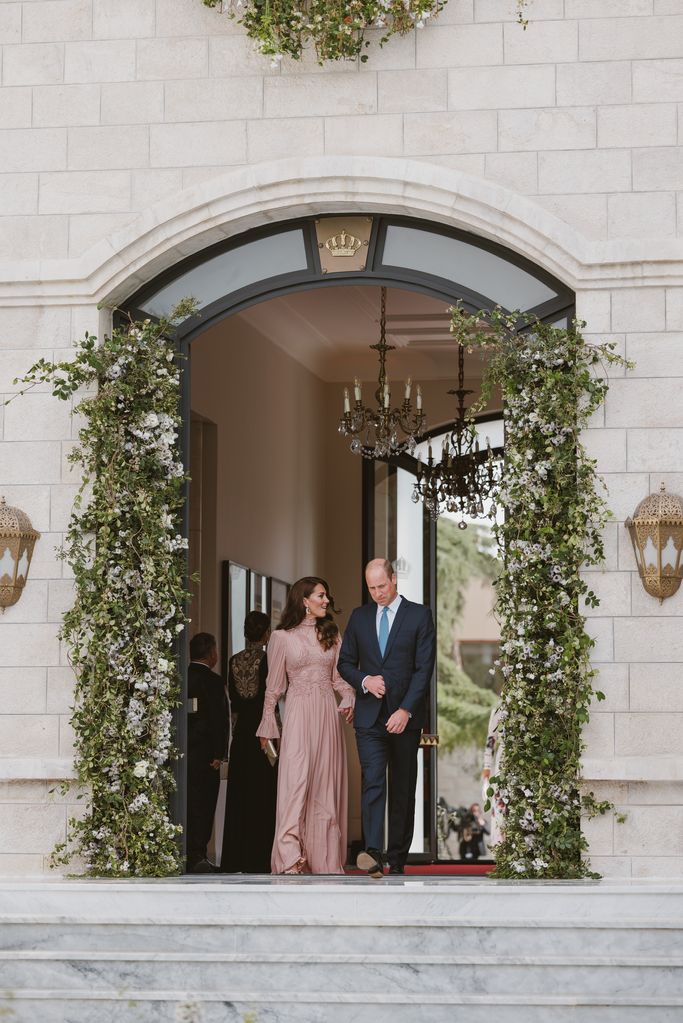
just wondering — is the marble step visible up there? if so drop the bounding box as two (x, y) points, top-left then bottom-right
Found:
(2, 881), (682, 1022)
(1, 950), (682, 998)
(4, 879), (683, 925)
(2, 918), (683, 958)
(2, 991), (683, 1023)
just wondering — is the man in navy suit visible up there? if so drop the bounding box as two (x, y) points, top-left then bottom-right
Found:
(339, 559), (436, 877)
(187, 632), (229, 873)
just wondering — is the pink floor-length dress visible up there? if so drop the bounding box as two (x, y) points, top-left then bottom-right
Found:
(256, 617), (355, 874)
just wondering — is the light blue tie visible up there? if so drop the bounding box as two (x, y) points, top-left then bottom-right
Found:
(378, 606), (390, 657)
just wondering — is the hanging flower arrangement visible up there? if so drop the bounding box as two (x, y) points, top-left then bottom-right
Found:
(452, 307), (630, 879)
(202, 0), (449, 64)
(10, 306), (196, 876)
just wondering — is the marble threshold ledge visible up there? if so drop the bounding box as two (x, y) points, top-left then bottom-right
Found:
(0, 758), (77, 782)
(582, 757), (683, 782)
(2, 756), (681, 784)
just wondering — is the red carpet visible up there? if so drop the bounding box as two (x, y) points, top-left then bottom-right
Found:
(347, 863), (493, 876)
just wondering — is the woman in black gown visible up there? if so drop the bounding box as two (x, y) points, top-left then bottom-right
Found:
(220, 611), (277, 873)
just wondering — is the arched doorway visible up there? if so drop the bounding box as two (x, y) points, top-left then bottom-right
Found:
(121, 212), (574, 870)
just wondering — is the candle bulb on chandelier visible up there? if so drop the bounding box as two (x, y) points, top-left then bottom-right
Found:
(337, 287), (427, 459)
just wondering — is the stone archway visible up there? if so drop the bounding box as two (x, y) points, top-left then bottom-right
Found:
(3, 156), (597, 314)
(0, 154), (667, 877)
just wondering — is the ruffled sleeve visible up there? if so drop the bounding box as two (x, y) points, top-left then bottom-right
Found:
(331, 636), (355, 712)
(256, 630), (288, 739)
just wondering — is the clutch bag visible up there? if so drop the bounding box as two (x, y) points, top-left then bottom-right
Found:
(263, 739), (278, 767)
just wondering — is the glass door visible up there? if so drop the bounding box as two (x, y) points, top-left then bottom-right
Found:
(362, 457), (437, 861)
(415, 418), (504, 864)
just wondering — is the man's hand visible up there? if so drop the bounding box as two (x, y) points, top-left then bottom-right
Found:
(386, 708), (410, 734)
(338, 705), (354, 724)
(209, 759), (222, 770)
(364, 675), (386, 699)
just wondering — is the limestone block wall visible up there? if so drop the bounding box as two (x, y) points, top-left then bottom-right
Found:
(578, 281), (683, 877)
(0, 0), (682, 876)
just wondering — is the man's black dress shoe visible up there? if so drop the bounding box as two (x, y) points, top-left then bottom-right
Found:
(356, 848), (384, 879)
(187, 857), (219, 874)
(388, 865), (404, 875)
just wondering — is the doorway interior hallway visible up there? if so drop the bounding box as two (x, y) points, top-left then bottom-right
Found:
(122, 212), (574, 870)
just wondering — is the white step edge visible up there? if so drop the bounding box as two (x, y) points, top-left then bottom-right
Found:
(4, 990), (683, 1007)
(3, 880), (683, 892)
(1, 950), (682, 968)
(2, 914), (682, 929)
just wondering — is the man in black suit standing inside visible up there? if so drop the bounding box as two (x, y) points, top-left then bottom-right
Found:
(339, 559), (436, 877)
(187, 632), (229, 873)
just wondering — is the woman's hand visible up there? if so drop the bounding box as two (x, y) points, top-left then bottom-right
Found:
(338, 705), (354, 725)
(260, 737), (277, 751)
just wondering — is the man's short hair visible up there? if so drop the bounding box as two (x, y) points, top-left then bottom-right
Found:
(190, 632), (217, 661)
(371, 558), (394, 579)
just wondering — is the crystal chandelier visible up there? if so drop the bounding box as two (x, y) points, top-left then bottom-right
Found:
(412, 342), (501, 525)
(338, 287), (426, 459)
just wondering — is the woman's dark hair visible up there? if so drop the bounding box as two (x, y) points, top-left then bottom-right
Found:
(279, 576), (340, 651)
(244, 610), (270, 643)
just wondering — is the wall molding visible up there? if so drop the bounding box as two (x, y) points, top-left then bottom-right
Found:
(1, 157), (683, 307)
(0, 759), (77, 782)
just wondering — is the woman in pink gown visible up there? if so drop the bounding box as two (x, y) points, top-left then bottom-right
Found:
(256, 577), (355, 875)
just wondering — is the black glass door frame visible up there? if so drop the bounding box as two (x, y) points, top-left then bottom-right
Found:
(362, 454), (438, 862)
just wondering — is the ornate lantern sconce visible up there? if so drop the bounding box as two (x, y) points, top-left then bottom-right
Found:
(0, 497), (41, 612)
(625, 484), (683, 603)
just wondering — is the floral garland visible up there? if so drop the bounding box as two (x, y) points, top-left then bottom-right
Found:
(451, 307), (629, 879)
(202, 0), (448, 64)
(11, 308), (195, 876)
(202, 1), (532, 65)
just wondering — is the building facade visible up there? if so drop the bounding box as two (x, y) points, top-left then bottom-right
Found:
(1, 0), (683, 878)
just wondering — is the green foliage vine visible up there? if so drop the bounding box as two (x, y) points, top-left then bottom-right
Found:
(10, 308), (195, 876)
(202, 0), (448, 64)
(451, 307), (630, 879)
(201, 1), (531, 65)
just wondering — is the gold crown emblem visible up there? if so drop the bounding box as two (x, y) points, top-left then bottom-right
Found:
(325, 229), (362, 257)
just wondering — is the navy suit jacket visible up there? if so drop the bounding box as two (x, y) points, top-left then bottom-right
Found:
(338, 598), (436, 731)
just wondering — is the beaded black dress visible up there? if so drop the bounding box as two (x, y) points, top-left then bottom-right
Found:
(220, 641), (277, 873)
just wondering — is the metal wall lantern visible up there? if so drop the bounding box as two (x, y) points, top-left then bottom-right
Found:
(625, 484), (683, 603)
(0, 497), (40, 613)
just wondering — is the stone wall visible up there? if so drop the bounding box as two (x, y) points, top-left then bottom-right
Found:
(1, 0), (682, 876)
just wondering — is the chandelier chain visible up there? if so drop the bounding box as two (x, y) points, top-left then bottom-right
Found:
(338, 286), (426, 459)
(413, 340), (501, 525)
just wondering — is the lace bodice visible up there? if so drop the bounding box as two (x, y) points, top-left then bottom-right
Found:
(230, 642), (265, 700)
(256, 617), (355, 739)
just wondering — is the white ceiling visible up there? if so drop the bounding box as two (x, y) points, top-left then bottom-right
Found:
(230, 284), (488, 385)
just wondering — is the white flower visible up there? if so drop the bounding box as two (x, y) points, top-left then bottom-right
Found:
(133, 760), (150, 779)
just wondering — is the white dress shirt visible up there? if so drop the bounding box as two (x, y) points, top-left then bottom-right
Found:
(375, 592), (402, 640)
(362, 594), (403, 693)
